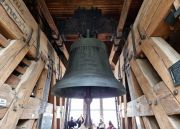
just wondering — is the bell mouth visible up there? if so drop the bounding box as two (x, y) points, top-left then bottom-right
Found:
(51, 74), (126, 98)
(52, 86), (126, 98)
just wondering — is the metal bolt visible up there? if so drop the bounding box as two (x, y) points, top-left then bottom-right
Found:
(173, 89), (179, 96)
(141, 34), (146, 40)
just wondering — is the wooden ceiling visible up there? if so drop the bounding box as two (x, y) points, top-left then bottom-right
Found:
(45, 0), (142, 19)
(22, 0), (143, 66)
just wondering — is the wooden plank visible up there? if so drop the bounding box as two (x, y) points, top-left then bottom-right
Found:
(38, 0), (58, 36)
(32, 121), (38, 129)
(51, 73), (57, 129)
(0, 5), (23, 39)
(0, 40), (25, 70)
(34, 69), (48, 99)
(22, 58), (31, 66)
(126, 68), (143, 100)
(0, 45), (29, 84)
(0, 0), (32, 40)
(142, 116), (160, 129)
(0, 59), (44, 129)
(5, 74), (20, 88)
(0, 89), (46, 120)
(8, 0), (38, 45)
(6, 0), (54, 60)
(110, 0), (132, 66)
(174, 0), (180, 10)
(135, 117), (146, 129)
(138, 0), (173, 38)
(16, 120), (35, 129)
(0, 84), (15, 107)
(15, 66), (27, 75)
(126, 67), (151, 129)
(38, 0), (69, 60)
(0, 34), (9, 47)
(127, 95), (154, 117)
(132, 0), (148, 47)
(109, 45), (115, 65)
(125, 62), (158, 129)
(9, 0), (37, 28)
(117, 0), (132, 32)
(130, 59), (175, 129)
(146, 0), (173, 38)
(153, 82), (180, 115)
(169, 116), (180, 129)
(138, 0), (162, 36)
(20, 98), (52, 119)
(141, 37), (180, 104)
(20, 97), (41, 119)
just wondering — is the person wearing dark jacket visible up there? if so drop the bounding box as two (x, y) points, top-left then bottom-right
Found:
(76, 115), (84, 128)
(68, 117), (77, 129)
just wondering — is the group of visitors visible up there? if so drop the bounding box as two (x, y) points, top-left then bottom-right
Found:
(67, 116), (84, 129)
(67, 116), (116, 129)
(97, 119), (116, 129)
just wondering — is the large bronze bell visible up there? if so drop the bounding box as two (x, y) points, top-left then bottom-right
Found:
(52, 38), (126, 98)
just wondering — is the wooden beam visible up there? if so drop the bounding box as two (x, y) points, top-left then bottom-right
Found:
(51, 73), (57, 129)
(0, 45), (29, 85)
(138, 0), (173, 38)
(0, 59), (44, 129)
(109, 45), (115, 65)
(110, 0), (132, 65)
(142, 116), (159, 129)
(22, 58), (31, 66)
(153, 82), (180, 115)
(38, 0), (58, 37)
(20, 99), (53, 119)
(0, 40), (26, 70)
(117, 0), (132, 32)
(130, 59), (176, 129)
(5, 74), (20, 88)
(38, 0), (69, 60)
(0, 5), (23, 39)
(141, 37), (180, 104)
(126, 95), (154, 117)
(125, 61), (158, 129)
(16, 120), (35, 129)
(174, 0), (180, 10)
(15, 66), (27, 75)
(0, 34), (9, 47)
(34, 69), (48, 99)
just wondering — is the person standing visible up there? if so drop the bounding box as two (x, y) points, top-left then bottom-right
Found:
(98, 119), (105, 129)
(107, 121), (115, 129)
(76, 115), (84, 128)
(68, 117), (77, 129)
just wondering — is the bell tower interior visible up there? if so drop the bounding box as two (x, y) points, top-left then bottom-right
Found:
(0, 0), (180, 129)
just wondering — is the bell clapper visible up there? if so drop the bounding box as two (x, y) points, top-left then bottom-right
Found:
(84, 87), (93, 129)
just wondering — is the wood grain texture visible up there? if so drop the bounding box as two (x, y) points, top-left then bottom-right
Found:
(141, 37), (180, 104)
(0, 59), (44, 129)
(130, 59), (175, 129)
